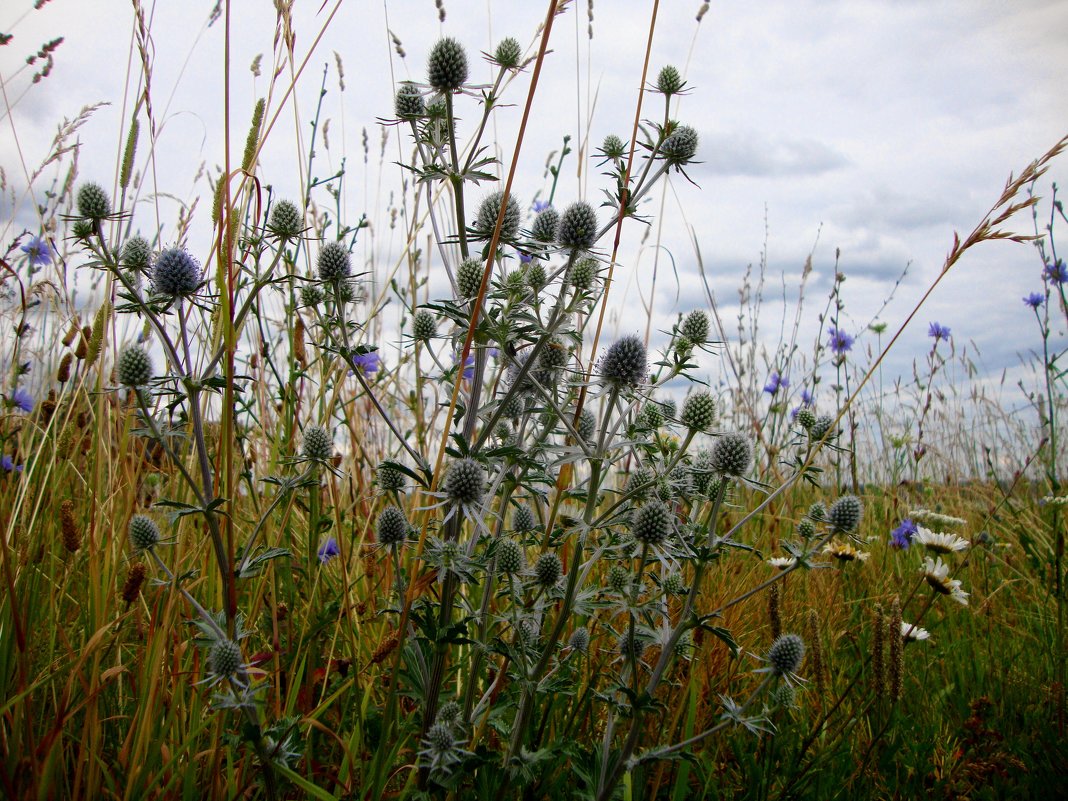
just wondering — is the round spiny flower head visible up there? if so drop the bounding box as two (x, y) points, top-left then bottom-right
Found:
(505, 269), (525, 294)
(681, 392), (717, 432)
(533, 551), (562, 588)
(576, 408), (596, 443)
(497, 538), (524, 574)
(568, 257), (597, 289)
(662, 572), (686, 596)
(618, 630), (647, 660)
(767, 633), (805, 676)
(797, 518), (816, 539)
(445, 458), (485, 506)
(425, 721), (456, 755)
(317, 241), (351, 282)
(267, 199), (303, 241)
(512, 504), (536, 533)
(680, 309), (710, 345)
(660, 399), (678, 420)
(531, 206), (559, 243)
(809, 415), (834, 441)
(772, 683), (798, 709)
(394, 82), (425, 119)
(691, 449), (716, 494)
(568, 626), (590, 653)
(599, 334), (647, 389)
(122, 236), (152, 272)
(626, 466), (655, 503)
(77, 181), (112, 221)
(129, 514), (160, 551)
(641, 401), (664, 429)
(828, 494), (863, 534)
(601, 134), (625, 160)
(526, 262), (547, 290)
(556, 201), (599, 251)
(632, 500), (672, 546)
(377, 462), (407, 492)
(499, 393), (524, 420)
(808, 502), (827, 522)
(474, 190), (522, 241)
(436, 700), (462, 728)
(412, 310), (438, 342)
(72, 219), (95, 240)
(301, 425), (333, 462)
(539, 337), (570, 371)
(661, 125), (699, 166)
(117, 344), (153, 388)
(656, 65), (684, 95)
(494, 36), (522, 69)
(607, 564), (630, 594)
(456, 258), (483, 298)
(711, 432), (753, 477)
(209, 638), (243, 677)
(796, 407), (817, 431)
(151, 247), (201, 298)
(427, 37), (468, 92)
(377, 505), (409, 546)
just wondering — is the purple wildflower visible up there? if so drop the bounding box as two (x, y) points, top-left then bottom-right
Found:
(10, 387), (33, 413)
(519, 251), (534, 264)
(827, 326), (854, 355)
(890, 518), (918, 550)
(1024, 292), (1044, 309)
(318, 537), (340, 563)
(1045, 259), (1068, 284)
(1, 455), (23, 473)
(459, 353), (476, 380)
(763, 372), (789, 395)
(532, 200), (551, 213)
(352, 352), (381, 375)
(800, 388), (814, 405)
(928, 322), (951, 341)
(20, 235), (53, 267)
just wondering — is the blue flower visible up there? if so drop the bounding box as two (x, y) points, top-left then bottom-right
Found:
(1024, 292), (1045, 309)
(317, 537), (340, 563)
(800, 388), (814, 405)
(928, 322), (951, 341)
(9, 387), (33, 413)
(1045, 259), (1068, 284)
(827, 326), (854, 355)
(352, 352), (381, 375)
(518, 251), (534, 264)
(890, 518), (918, 549)
(532, 200), (550, 213)
(458, 353), (475, 380)
(1, 455), (23, 473)
(763, 372), (789, 395)
(20, 235), (53, 266)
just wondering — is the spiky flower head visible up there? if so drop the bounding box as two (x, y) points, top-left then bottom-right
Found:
(376, 462), (407, 492)
(531, 206), (560, 243)
(568, 626), (590, 653)
(625, 466), (655, 503)
(767, 633), (805, 676)
(526, 262), (548, 290)
(656, 65), (684, 95)
(151, 247), (201, 298)
(600, 134), (625, 160)
(599, 334), (647, 389)
(808, 502), (827, 522)
(317, 241), (351, 281)
(412, 310), (438, 341)
(128, 514), (160, 551)
(772, 683), (798, 709)
(796, 407), (817, 430)
(445, 458), (485, 506)
(828, 495), (863, 534)
(456, 258), (483, 298)
(661, 125), (698, 166)
(680, 309), (709, 344)
(576, 408), (596, 443)
(377, 505), (409, 547)
(497, 538), (524, 574)
(618, 630), (647, 660)
(641, 401), (665, 429)
(533, 552), (562, 588)
(421, 721), (462, 773)
(662, 572), (686, 595)
(631, 499), (672, 546)
(681, 392), (717, 431)
(711, 432), (753, 477)
(436, 700), (462, 728)
(117, 344), (153, 387)
(568, 257), (597, 289)
(301, 425), (333, 462)
(267, 199), (303, 241)
(427, 37), (468, 92)
(797, 518), (816, 539)
(607, 565), (630, 593)
(77, 182), (112, 221)
(809, 415), (835, 441)
(556, 201), (599, 251)
(494, 36), (522, 68)
(474, 191), (522, 241)
(209, 638), (243, 677)
(394, 82), (425, 119)
(122, 236), (152, 272)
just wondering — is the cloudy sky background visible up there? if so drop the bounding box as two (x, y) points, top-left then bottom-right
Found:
(3, 0), (1066, 451)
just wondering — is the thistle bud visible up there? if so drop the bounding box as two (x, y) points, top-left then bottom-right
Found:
(427, 37), (468, 92)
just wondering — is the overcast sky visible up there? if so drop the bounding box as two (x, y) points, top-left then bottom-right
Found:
(3, 0), (1067, 430)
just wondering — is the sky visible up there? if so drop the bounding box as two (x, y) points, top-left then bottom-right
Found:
(2, 0), (1067, 440)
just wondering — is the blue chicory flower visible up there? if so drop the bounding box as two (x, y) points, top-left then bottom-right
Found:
(532, 200), (551, 213)
(928, 322), (951, 341)
(20, 235), (53, 267)
(1044, 259), (1068, 284)
(1, 455), (23, 473)
(827, 326), (854, 355)
(10, 387), (33, 413)
(1024, 292), (1045, 309)
(317, 537), (340, 563)
(352, 352), (381, 375)
(890, 518), (918, 549)
(763, 372), (789, 395)
(800, 388), (814, 405)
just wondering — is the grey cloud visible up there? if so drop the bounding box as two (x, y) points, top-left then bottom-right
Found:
(697, 130), (850, 178)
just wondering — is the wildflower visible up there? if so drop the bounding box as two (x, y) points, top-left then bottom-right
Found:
(889, 518), (918, 549)
(394, 82), (425, 119)
(20, 235), (53, 266)
(317, 537), (340, 563)
(532, 199), (551, 214)
(530, 206), (559, 243)
(1023, 292), (1045, 309)
(598, 335), (647, 389)
(301, 425), (333, 462)
(267, 200), (303, 241)
(351, 351), (381, 375)
(827, 326), (854, 354)
(710, 432), (753, 477)
(129, 515), (161, 551)
(497, 538), (525, 574)
(680, 309), (710, 345)
(913, 527), (969, 555)
(767, 556), (797, 570)
(556, 201), (599, 251)
(927, 322), (951, 341)
(419, 721), (467, 775)
(208, 638), (243, 678)
(1, 455), (23, 473)
(376, 506), (409, 547)
(412, 310), (437, 341)
(900, 621), (931, 642)
(473, 191), (522, 241)
(1044, 259), (1068, 284)
(427, 37), (468, 92)
(600, 134), (625, 160)
(76, 182), (111, 221)
(317, 241), (351, 281)
(680, 392), (717, 431)
(763, 633), (805, 678)
(656, 65), (684, 95)
(823, 540), (870, 562)
(9, 387), (33, 413)
(117, 345), (154, 387)
(763, 372), (789, 395)
(568, 627), (590, 653)
(512, 504), (536, 532)
(827, 495), (863, 534)
(455, 352), (476, 380)
(800, 388), (814, 405)
(444, 458), (485, 506)
(660, 125), (699, 166)
(631, 500), (673, 546)
(921, 556), (969, 604)
(795, 407), (816, 430)
(533, 552), (562, 588)
(152, 247), (201, 298)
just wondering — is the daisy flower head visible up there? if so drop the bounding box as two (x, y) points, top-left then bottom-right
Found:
(900, 621), (931, 643)
(913, 526), (969, 555)
(823, 540), (870, 563)
(921, 556), (969, 605)
(767, 556), (797, 570)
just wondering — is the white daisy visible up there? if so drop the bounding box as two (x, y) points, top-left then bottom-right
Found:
(900, 620), (931, 642)
(913, 527), (969, 555)
(767, 556), (797, 570)
(823, 540), (870, 562)
(921, 556), (969, 605)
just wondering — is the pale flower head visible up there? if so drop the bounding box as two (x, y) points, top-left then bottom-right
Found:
(767, 556), (797, 570)
(913, 527), (969, 555)
(921, 556), (969, 605)
(823, 540), (870, 563)
(900, 621), (931, 642)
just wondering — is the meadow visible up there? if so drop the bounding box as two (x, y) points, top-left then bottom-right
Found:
(1, 2), (1067, 799)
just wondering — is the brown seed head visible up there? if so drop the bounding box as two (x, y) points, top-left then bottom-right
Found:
(122, 562), (147, 603)
(60, 499), (80, 553)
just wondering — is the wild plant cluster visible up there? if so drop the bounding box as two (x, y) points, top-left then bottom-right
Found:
(2, 5), (1067, 801)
